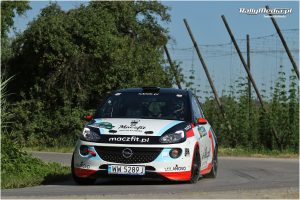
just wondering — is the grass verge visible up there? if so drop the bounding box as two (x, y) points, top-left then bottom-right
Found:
(219, 147), (299, 158)
(1, 137), (70, 189)
(1, 160), (70, 189)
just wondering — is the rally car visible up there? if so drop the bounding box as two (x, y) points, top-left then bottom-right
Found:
(71, 87), (218, 184)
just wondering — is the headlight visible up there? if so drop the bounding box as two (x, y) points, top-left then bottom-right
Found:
(80, 127), (101, 142)
(159, 130), (185, 144)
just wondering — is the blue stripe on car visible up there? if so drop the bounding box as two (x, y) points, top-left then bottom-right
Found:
(155, 121), (182, 136)
(89, 146), (101, 161)
(153, 148), (174, 162)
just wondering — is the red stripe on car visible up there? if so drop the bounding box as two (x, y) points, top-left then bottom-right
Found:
(200, 162), (212, 175)
(74, 168), (97, 177)
(186, 128), (194, 138)
(158, 171), (191, 181)
(209, 130), (214, 158)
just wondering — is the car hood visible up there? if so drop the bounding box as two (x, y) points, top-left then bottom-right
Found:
(87, 118), (184, 136)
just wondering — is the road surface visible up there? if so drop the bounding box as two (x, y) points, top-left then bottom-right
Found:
(1, 151), (299, 199)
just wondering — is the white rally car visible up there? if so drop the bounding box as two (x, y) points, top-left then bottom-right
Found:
(72, 87), (218, 184)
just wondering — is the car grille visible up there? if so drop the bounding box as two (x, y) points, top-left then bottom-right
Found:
(94, 146), (163, 164)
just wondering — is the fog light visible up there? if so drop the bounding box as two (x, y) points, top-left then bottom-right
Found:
(169, 148), (182, 158)
(79, 145), (89, 156)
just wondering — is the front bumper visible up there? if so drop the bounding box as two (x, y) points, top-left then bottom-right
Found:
(73, 139), (195, 181)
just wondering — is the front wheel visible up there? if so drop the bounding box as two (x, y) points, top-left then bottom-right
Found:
(189, 147), (200, 184)
(71, 154), (96, 185)
(204, 147), (218, 178)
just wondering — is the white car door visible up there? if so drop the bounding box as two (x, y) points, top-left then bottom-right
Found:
(193, 95), (213, 169)
(198, 123), (212, 168)
(191, 95), (210, 169)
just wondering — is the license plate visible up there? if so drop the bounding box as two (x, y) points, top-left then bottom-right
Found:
(108, 165), (145, 175)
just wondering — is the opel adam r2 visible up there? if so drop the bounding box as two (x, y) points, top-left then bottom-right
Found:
(71, 87), (218, 184)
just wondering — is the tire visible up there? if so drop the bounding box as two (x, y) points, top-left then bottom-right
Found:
(204, 147), (218, 178)
(189, 147), (200, 184)
(71, 154), (96, 185)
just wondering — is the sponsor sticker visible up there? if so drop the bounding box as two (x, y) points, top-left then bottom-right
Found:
(108, 136), (150, 143)
(99, 122), (114, 129)
(164, 164), (187, 172)
(198, 126), (207, 137)
(78, 162), (90, 169)
(90, 122), (114, 129)
(201, 147), (211, 160)
(184, 124), (192, 131)
(185, 148), (190, 157)
(202, 160), (207, 167)
(118, 120), (146, 132)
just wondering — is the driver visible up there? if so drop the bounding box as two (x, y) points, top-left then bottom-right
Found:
(159, 100), (184, 120)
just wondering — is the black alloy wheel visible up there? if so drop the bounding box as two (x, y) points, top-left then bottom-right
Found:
(204, 147), (218, 178)
(189, 147), (200, 184)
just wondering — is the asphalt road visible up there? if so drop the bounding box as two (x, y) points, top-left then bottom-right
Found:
(1, 152), (299, 199)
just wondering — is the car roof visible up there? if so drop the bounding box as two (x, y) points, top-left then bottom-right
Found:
(114, 87), (189, 95)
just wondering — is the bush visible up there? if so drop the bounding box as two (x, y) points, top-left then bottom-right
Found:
(7, 100), (89, 147)
(201, 71), (299, 152)
(1, 76), (70, 189)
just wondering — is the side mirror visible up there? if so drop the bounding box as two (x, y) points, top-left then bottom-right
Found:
(84, 115), (93, 122)
(197, 118), (207, 125)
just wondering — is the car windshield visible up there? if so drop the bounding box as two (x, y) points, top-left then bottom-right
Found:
(95, 92), (190, 121)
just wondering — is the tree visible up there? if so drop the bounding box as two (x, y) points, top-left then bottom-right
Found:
(1, 1), (31, 37)
(1, 1), (31, 76)
(7, 2), (172, 109)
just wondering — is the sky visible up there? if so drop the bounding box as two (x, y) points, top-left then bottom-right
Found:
(162, 1), (299, 100)
(9, 1), (299, 100)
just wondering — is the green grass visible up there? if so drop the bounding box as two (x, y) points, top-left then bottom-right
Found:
(1, 157), (70, 189)
(1, 137), (71, 189)
(1, 164), (70, 189)
(219, 147), (299, 158)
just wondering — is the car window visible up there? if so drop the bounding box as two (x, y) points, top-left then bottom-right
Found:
(195, 96), (205, 118)
(96, 92), (190, 121)
(191, 95), (203, 121)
